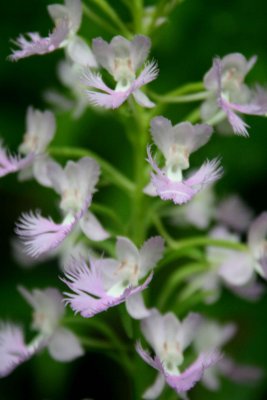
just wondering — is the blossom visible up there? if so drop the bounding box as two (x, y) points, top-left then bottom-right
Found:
(0, 287), (83, 377)
(216, 194), (253, 233)
(190, 225), (265, 303)
(16, 157), (109, 258)
(10, 0), (97, 67)
(201, 54), (267, 136)
(193, 319), (263, 390)
(0, 107), (56, 186)
(83, 35), (158, 109)
(136, 310), (220, 398)
(146, 116), (222, 205)
(63, 236), (164, 318)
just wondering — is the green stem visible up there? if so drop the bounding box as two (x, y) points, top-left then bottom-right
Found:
(152, 215), (177, 248)
(83, 4), (118, 34)
(172, 236), (248, 252)
(161, 82), (205, 97)
(158, 263), (208, 309)
(207, 110), (226, 126)
(133, 0), (144, 33)
(184, 107), (201, 123)
(90, 0), (131, 37)
(149, 91), (209, 104)
(91, 203), (125, 231)
(49, 146), (135, 195)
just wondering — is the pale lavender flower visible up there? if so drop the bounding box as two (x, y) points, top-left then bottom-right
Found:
(190, 225), (264, 303)
(0, 323), (35, 378)
(247, 212), (267, 278)
(136, 310), (220, 397)
(202, 54), (267, 136)
(63, 236), (164, 318)
(0, 287), (83, 377)
(194, 319), (263, 390)
(146, 116), (222, 205)
(216, 194), (254, 233)
(10, 0), (97, 67)
(0, 107), (56, 185)
(168, 186), (216, 229)
(83, 35), (158, 109)
(16, 157), (109, 258)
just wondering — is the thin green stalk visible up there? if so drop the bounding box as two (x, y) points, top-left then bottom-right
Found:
(83, 4), (118, 34)
(133, 0), (144, 33)
(172, 236), (248, 252)
(90, 0), (131, 37)
(158, 263), (208, 308)
(149, 91), (209, 104)
(207, 110), (226, 126)
(79, 336), (115, 350)
(184, 107), (201, 123)
(160, 82), (205, 97)
(49, 146), (135, 195)
(152, 215), (177, 248)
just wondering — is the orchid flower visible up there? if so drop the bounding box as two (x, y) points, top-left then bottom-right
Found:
(0, 287), (83, 378)
(216, 194), (253, 233)
(193, 319), (263, 390)
(16, 157), (109, 258)
(190, 225), (265, 303)
(146, 116), (222, 205)
(0, 107), (56, 184)
(62, 236), (164, 318)
(136, 310), (220, 398)
(83, 35), (158, 109)
(10, 0), (97, 67)
(201, 54), (267, 135)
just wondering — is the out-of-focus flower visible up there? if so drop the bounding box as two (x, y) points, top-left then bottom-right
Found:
(146, 116), (222, 205)
(0, 287), (83, 377)
(10, 0), (96, 67)
(215, 194), (253, 233)
(0, 107), (56, 185)
(45, 59), (89, 118)
(190, 224), (266, 303)
(63, 236), (164, 318)
(83, 35), (158, 109)
(194, 319), (263, 390)
(168, 186), (216, 229)
(201, 54), (267, 135)
(16, 157), (109, 258)
(136, 310), (220, 398)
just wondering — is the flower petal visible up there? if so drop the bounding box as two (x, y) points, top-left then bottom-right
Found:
(80, 211), (109, 241)
(125, 293), (151, 320)
(48, 327), (84, 362)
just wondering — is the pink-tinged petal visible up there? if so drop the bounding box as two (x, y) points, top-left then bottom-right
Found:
(48, 0), (82, 33)
(218, 357), (263, 383)
(216, 195), (253, 233)
(248, 212), (267, 254)
(139, 236), (165, 276)
(136, 342), (163, 370)
(48, 327), (84, 362)
(147, 149), (194, 205)
(80, 211), (109, 241)
(125, 293), (151, 320)
(0, 143), (34, 177)
(165, 351), (222, 393)
(130, 35), (151, 71)
(63, 257), (153, 317)
(15, 212), (75, 258)
(143, 372), (165, 400)
(136, 342), (221, 393)
(116, 236), (139, 263)
(9, 20), (69, 61)
(218, 97), (250, 136)
(133, 60), (159, 90)
(0, 323), (31, 378)
(143, 180), (157, 197)
(92, 37), (114, 74)
(67, 36), (97, 67)
(15, 197), (90, 258)
(132, 89), (155, 108)
(180, 313), (202, 350)
(150, 116), (173, 156)
(218, 252), (254, 286)
(230, 280), (265, 301)
(185, 159), (223, 189)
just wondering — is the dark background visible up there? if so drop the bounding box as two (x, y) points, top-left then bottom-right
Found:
(1, 0), (267, 399)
